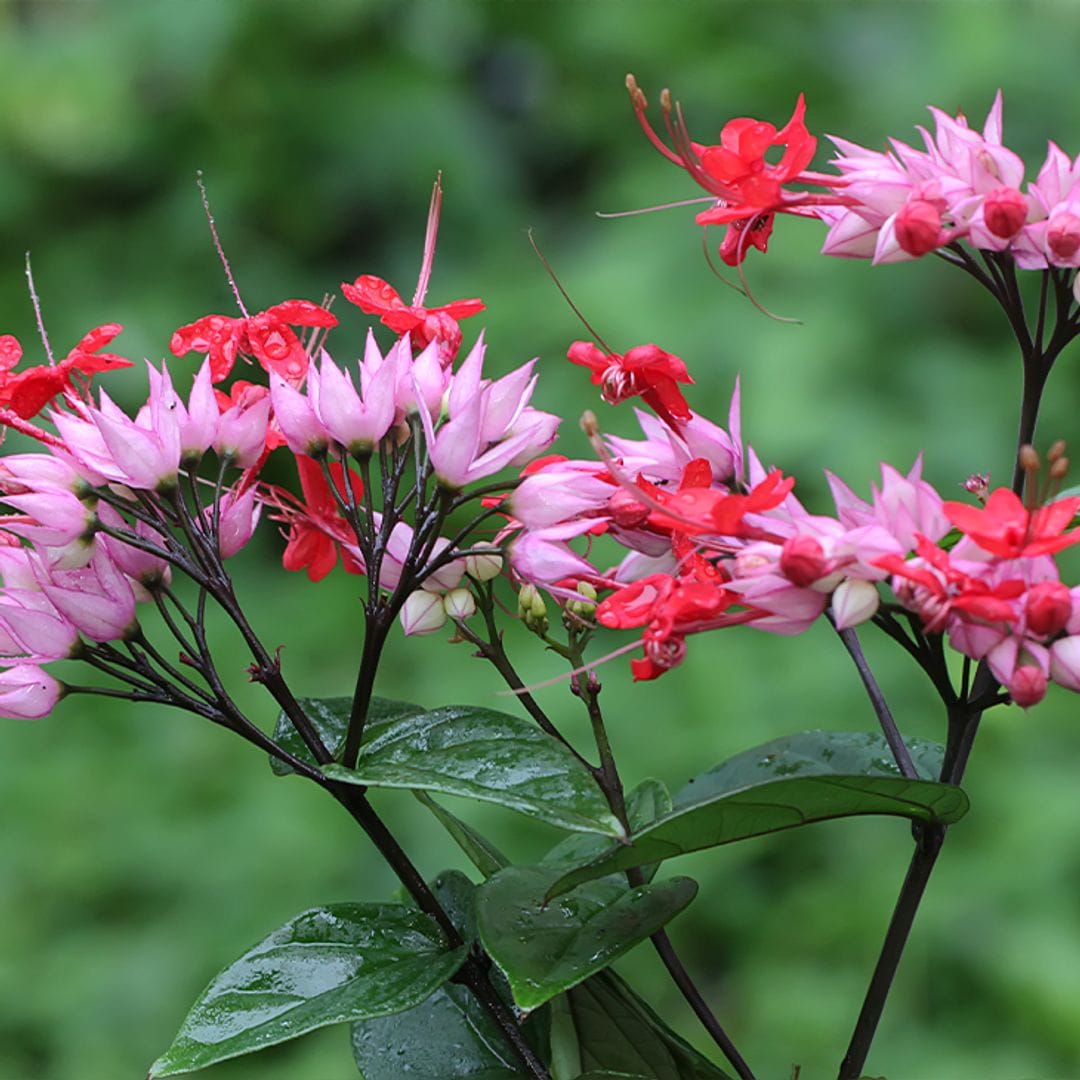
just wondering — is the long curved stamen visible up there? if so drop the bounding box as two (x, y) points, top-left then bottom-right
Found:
(596, 196), (716, 219)
(626, 74), (684, 166)
(414, 173), (443, 307)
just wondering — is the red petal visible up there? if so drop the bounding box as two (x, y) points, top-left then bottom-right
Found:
(265, 299), (338, 329)
(341, 276), (407, 315)
(432, 298), (485, 320)
(71, 323), (123, 356)
(0, 335), (22, 372)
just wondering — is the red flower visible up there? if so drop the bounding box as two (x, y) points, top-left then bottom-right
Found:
(639, 466), (794, 537)
(567, 341), (693, 428)
(943, 488), (1080, 558)
(341, 275), (484, 360)
(170, 300), (337, 383)
(627, 77), (843, 265)
(0, 325), (132, 419)
(263, 455), (365, 582)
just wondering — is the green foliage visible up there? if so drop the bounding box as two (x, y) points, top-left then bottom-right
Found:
(547, 733), (968, 898)
(150, 904), (466, 1076)
(476, 865), (698, 1012)
(553, 970), (734, 1079)
(323, 704), (625, 837)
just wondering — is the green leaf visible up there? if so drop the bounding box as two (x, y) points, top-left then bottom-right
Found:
(565, 970), (734, 1079)
(476, 864), (697, 1012)
(149, 904), (466, 1077)
(544, 778), (672, 883)
(269, 695), (423, 776)
(414, 790), (509, 879)
(352, 871), (548, 1080)
(351, 985), (523, 1079)
(547, 731), (968, 898)
(323, 705), (625, 837)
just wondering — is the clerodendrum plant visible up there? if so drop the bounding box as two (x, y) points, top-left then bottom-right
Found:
(3, 80), (1080, 1080)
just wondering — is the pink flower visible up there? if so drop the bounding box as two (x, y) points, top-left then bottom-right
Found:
(0, 664), (62, 719)
(37, 547), (137, 643)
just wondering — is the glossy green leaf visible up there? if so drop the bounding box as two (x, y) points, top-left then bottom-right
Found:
(547, 732), (968, 898)
(694, 730), (947, 785)
(351, 984), (523, 1080)
(353, 871), (547, 1079)
(565, 970), (734, 1079)
(414, 790), (509, 879)
(476, 864), (697, 1012)
(323, 705), (625, 837)
(149, 904), (466, 1076)
(544, 778), (672, 883)
(269, 695), (423, 776)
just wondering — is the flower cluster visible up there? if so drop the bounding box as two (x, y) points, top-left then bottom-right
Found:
(633, 79), (1080, 301)
(502, 342), (1080, 707)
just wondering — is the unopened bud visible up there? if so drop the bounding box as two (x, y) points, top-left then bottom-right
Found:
(1025, 580), (1072, 637)
(399, 590), (447, 636)
(983, 186), (1028, 239)
(1008, 664), (1047, 709)
(517, 583), (549, 634)
(830, 579), (880, 630)
(608, 488), (649, 529)
(1050, 635), (1080, 691)
(780, 535), (827, 588)
(1047, 211), (1080, 262)
(443, 588), (477, 621)
(895, 200), (944, 257)
(465, 544), (503, 582)
(564, 580), (598, 624)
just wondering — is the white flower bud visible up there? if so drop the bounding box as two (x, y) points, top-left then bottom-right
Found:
(831, 578), (880, 629)
(399, 590), (448, 636)
(443, 588), (477, 621)
(465, 544), (503, 582)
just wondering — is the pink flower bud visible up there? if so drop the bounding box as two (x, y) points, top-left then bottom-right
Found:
(609, 488), (650, 529)
(1047, 211), (1080, 262)
(0, 663), (62, 719)
(1025, 580), (1072, 637)
(1008, 664), (1047, 709)
(1051, 635), (1080, 691)
(830, 578), (880, 629)
(215, 487), (262, 559)
(982, 186), (1028, 239)
(780, 535), (827, 587)
(895, 200), (944, 257)
(399, 590), (447, 636)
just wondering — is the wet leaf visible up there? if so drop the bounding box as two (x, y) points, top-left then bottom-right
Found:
(565, 969), (734, 1078)
(351, 984), (523, 1079)
(149, 904), (466, 1076)
(415, 790), (509, 879)
(324, 705), (624, 837)
(543, 778), (672, 883)
(269, 696), (423, 776)
(547, 732), (968, 898)
(476, 864), (697, 1011)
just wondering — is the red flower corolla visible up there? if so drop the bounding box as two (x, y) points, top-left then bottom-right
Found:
(943, 488), (1080, 558)
(341, 275), (484, 361)
(627, 77), (839, 264)
(170, 300), (337, 383)
(597, 568), (752, 681)
(875, 535), (1024, 632)
(0, 326), (132, 420)
(568, 342), (693, 428)
(640, 466), (794, 537)
(263, 455), (365, 582)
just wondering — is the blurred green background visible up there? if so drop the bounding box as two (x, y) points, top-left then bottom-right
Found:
(2, 1), (1080, 1077)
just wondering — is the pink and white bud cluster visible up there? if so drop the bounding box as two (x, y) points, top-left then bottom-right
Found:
(821, 91), (1080, 290)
